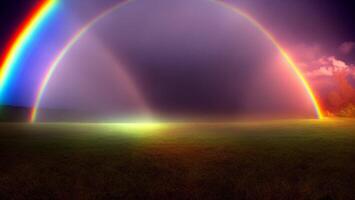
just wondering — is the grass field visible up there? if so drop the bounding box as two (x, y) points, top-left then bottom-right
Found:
(0, 119), (355, 199)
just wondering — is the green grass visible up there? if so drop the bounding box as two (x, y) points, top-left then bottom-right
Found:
(0, 119), (355, 199)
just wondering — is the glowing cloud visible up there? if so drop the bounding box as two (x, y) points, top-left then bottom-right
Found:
(212, 0), (323, 119)
(0, 0), (58, 103)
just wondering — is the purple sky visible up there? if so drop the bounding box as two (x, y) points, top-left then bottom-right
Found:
(1, 0), (354, 120)
(39, 0), (316, 121)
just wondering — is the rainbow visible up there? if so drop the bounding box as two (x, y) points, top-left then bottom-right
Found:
(0, 0), (322, 122)
(30, 0), (136, 123)
(212, 0), (323, 119)
(0, 0), (58, 103)
(30, 0), (139, 123)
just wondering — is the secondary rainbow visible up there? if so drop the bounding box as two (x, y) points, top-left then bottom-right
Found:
(0, 0), (58, 102)
(30, 0), (136, 122)
(213, 0), (323, 119)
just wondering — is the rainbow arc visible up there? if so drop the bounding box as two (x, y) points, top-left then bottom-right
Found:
(0, 0), (323, 122)
(212, 0), (323, 119)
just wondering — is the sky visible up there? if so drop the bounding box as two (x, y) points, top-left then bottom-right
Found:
(0, 0), (354, 120)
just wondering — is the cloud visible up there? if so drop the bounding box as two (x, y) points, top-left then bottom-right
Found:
(305, 56), (354, 78)
(339, 41), (355, 55)
(292, 43), (355, 114)
(302, 56), (355, 114)
(306, 66), (334, 77)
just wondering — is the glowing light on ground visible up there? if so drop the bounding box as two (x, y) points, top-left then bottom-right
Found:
(31, 121), (168, 137)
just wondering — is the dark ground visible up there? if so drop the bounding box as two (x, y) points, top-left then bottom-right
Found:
(0, 119), (355, 199)
(0, 106), (29, 122)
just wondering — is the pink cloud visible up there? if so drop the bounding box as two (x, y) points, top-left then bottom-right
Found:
(306, 56), (354, 78)
(306, 67), (333, 77)
(339, 41), (355, 55)
(291, 43), (355, 115)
